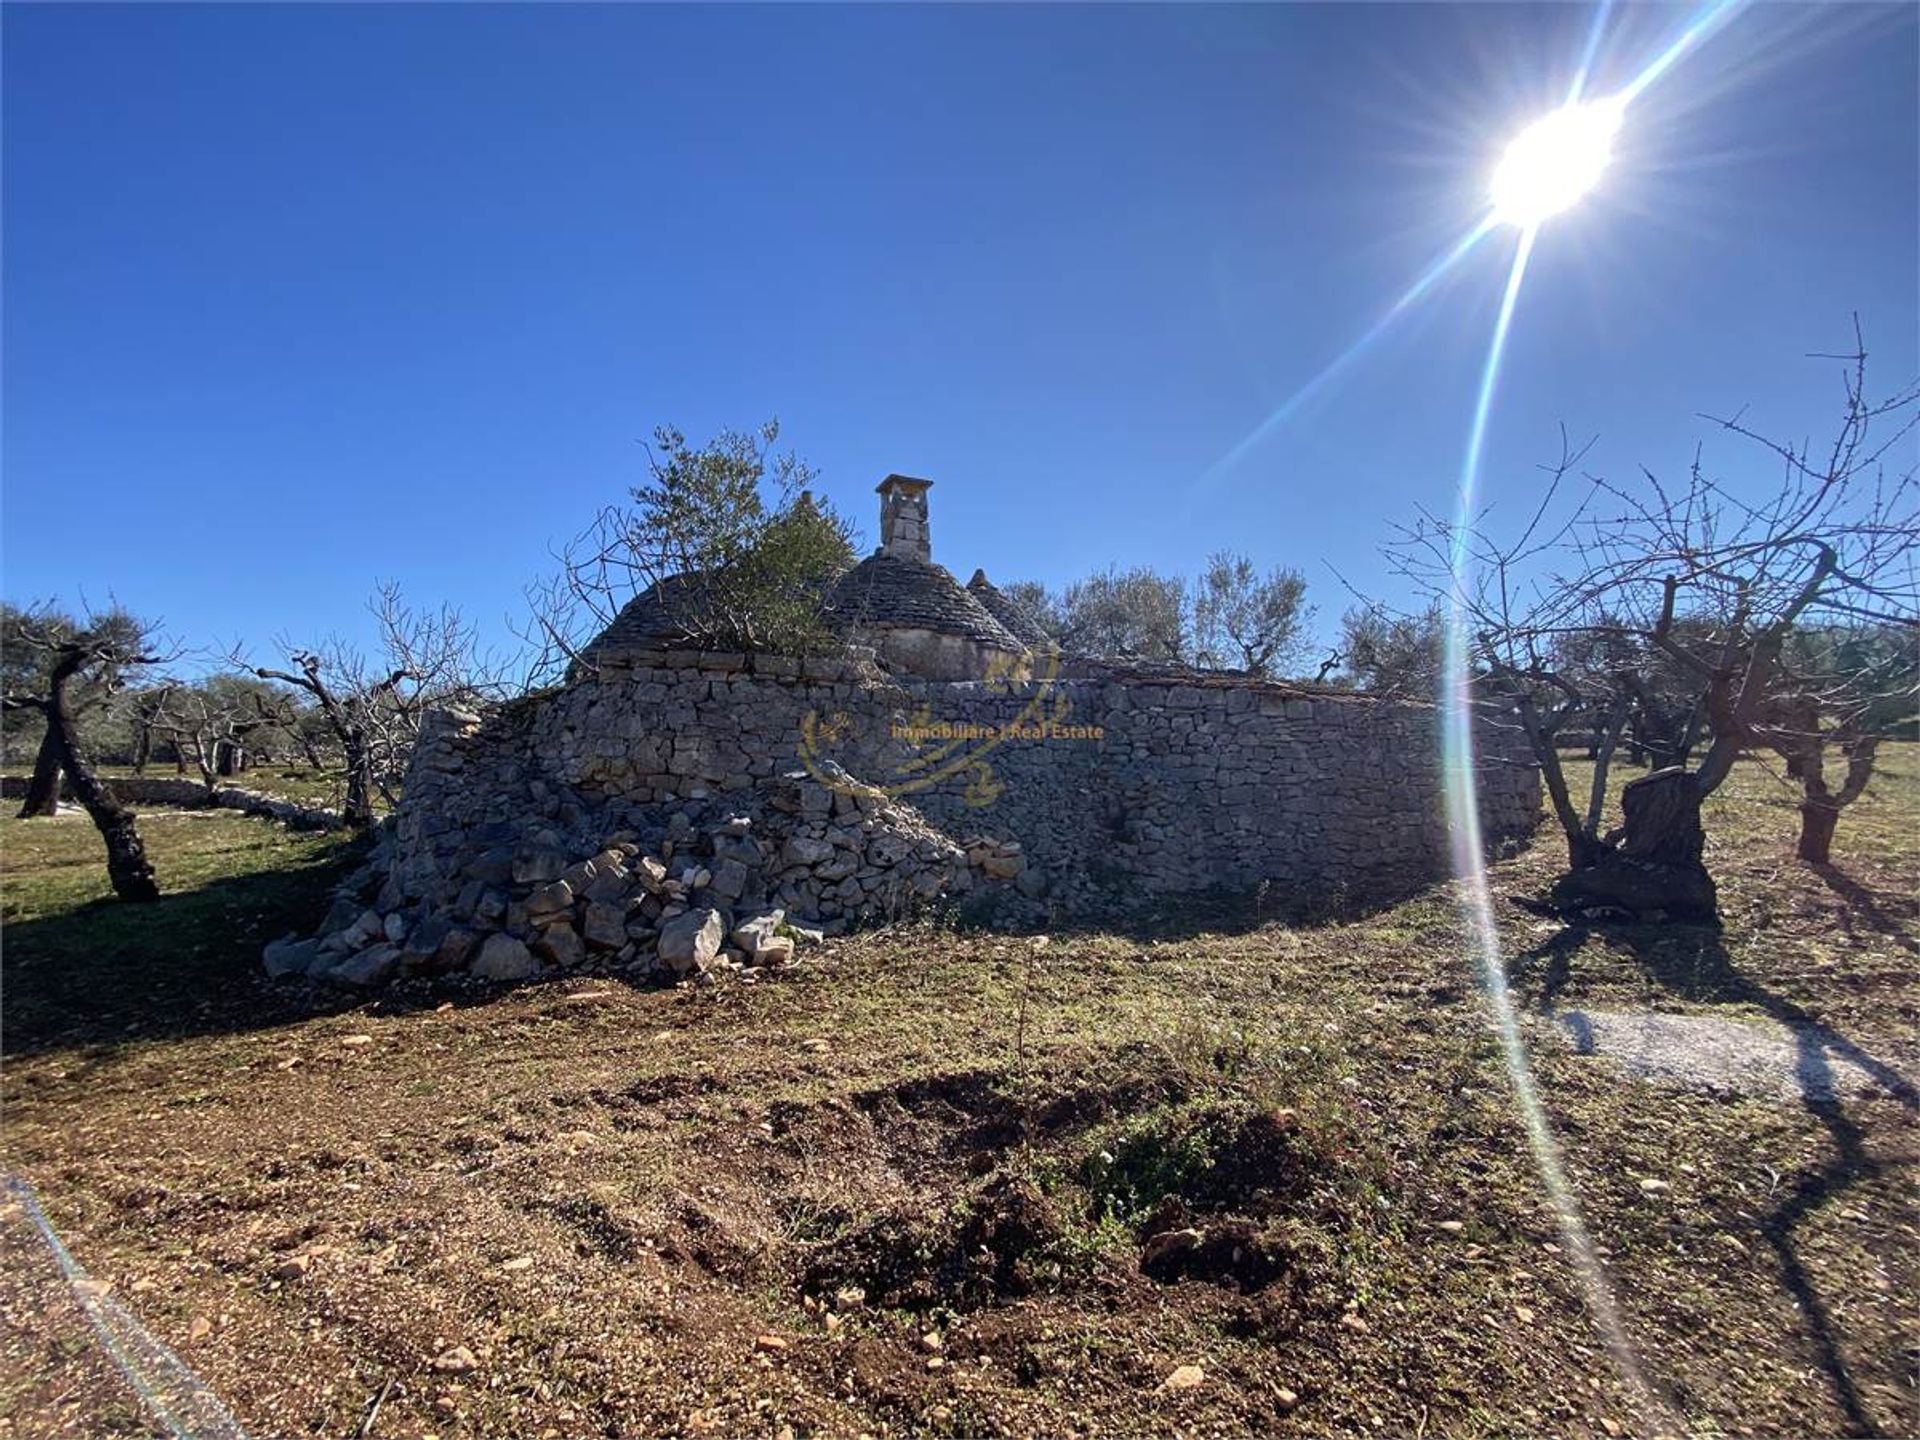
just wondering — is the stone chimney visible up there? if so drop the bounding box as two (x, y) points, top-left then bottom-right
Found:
(875, 474), (933, 563)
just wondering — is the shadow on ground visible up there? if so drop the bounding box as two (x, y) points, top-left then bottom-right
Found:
(1, 839), (370, 1059)
(1510, 894), (1916, 1439)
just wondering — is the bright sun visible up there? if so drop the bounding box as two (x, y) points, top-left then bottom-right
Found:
(1490, 98), (1624, 227)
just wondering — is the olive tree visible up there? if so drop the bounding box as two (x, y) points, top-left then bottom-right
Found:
(2, 607), (164, 900)
(1191, 552), (1312, 677)
(522, 421), (857, 684)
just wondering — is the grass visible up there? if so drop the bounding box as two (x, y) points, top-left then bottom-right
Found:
(2, 760), (384, 812)
(1, 809), (364, 1054)
(0, 747), (1914, 1438)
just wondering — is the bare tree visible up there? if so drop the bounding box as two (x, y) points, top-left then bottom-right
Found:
(248, 584), (495, 826)
(2, 608), (164, 900)
(146, 676), (283, 793)
(1389, 326), (1918, 918)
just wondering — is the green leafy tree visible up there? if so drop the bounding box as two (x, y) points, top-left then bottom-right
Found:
(528, 421), (857, 678)
(1191, 552), (1312, 677)
(1333, 603), (1445, 697)
(3, 602), (150, 812)
(1055, 566), (1188, 662)
(999, 580), (1063, 639)
(2, 606), (163, 899)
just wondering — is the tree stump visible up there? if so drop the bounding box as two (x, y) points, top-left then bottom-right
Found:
(1550, 767), (1718, 922)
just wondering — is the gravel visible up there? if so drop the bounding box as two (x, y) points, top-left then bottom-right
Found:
(1549, 1007), (1920, 1106)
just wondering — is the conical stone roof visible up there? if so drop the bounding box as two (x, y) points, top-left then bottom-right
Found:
(578, 573), (713, 660)
(826, 551), (1024, 652)
(965, 570), (1054, 649)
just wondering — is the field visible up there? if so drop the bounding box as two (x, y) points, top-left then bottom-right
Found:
(0, 761), (379, 814)
(1, 751), (1915, 1438)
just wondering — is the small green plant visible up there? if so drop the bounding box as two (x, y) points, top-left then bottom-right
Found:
(1081, 1102), (1238, 1227)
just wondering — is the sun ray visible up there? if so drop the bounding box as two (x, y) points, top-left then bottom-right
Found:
(1198, 0), (1756, 483)
(1198, 215), (1497, 486)
(1439, 222), (1676, 1430)
(1617, 0), (1749, 105)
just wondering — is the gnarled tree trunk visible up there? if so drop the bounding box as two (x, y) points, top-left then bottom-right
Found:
(1794, 737), (1876, 865)
(17, 726), (62, 817)
(44, 652), (159, 902)
(1550, 767), (1718, 922)
(343, 727), (375, 828)
(1798, 802), (1840, 864)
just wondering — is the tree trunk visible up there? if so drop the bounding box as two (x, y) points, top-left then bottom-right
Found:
(132, 720), (152, 775)
(44, 654), (159, 902)
(17, 726), (63, 818)
(296, 730), (326, 769)
(343, 729), (374, 827)
(1550, 767), (1718, 922)
(1788, 734), (1875, 867)
(1797, 802), (1840, 864)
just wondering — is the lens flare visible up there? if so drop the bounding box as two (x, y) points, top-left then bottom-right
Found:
(1441, 225), (1672, 1428)
(1192, 0), (1757, 1422)
(1200, 216), (1498, 486)
(1490, 99), (1625, 227)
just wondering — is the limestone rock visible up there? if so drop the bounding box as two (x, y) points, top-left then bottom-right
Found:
(709, 857), (750, 900)
(583, 866), (629, 903)
(525, 880), (573, 918)
(782, 835), (834, 868)
(814, 851), (859, 882)
(512, 847), (567, 885)
(979, 852), (1024, 880)
(465, 846), (515, 886)
(335, 909), (383, 954)
(317, 894), (363, 938)
(472, 934), (539, 982)
(533, 922), (585, 969)
(433, 926), (478, 972)
(658, 907), (724, 975)
(400, 915), (453, 967)
(262, 936), (321, 979)
(753, 935), (795, 968)
(729, 911), (784, 955)
(331, 943), (402, 988)
(581, 901), (628, 950)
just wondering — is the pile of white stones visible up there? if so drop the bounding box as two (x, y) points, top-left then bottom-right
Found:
(262, 766), (1032, 991)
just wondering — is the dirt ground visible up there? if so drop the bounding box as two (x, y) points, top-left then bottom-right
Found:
(1, 754), (1915, 1438)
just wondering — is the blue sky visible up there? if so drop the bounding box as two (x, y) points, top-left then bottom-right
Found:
(4, 3), (1914, 669)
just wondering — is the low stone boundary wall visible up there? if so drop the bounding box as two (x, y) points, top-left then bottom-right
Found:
(0, 776), (346, 832)
(390, 653), (1540, 923)
(263, 654), (1543, 990)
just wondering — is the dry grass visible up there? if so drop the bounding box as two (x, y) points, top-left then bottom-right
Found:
(1, 748), (1914, 1438)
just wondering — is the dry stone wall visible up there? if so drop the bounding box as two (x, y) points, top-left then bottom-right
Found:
(272, 651), (1539, 989)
